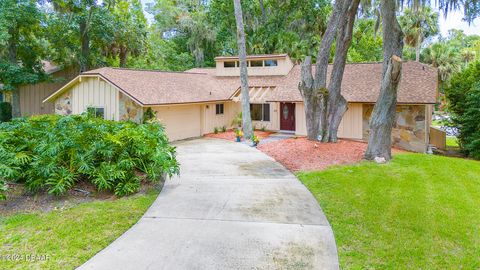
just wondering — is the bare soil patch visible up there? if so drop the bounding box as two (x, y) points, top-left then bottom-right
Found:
(0, 179), (162, 216)
(258, 137), (404, 172)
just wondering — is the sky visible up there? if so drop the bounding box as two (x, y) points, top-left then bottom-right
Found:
(140, 0), (480, 37)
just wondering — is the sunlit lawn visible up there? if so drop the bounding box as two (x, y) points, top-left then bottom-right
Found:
(298, 154), (480, 269)
(0, 190), (158, 270)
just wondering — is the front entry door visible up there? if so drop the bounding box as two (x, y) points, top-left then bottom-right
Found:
(280, 103), (295, 131)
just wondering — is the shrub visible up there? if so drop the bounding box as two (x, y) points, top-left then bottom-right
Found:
(143, 107), (157, 123)
(445, 61), (480, 159)
(0, 102), (12, 122)
(0, 114), (179, 200)
(220, 126), (226, 132)
(214, 127), (219, 134)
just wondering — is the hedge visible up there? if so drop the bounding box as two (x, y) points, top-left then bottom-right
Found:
(0, 114), (179, 200)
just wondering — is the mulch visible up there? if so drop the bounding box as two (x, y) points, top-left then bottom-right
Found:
(204, 130), (274, 141)
(257, 137), (404, 172)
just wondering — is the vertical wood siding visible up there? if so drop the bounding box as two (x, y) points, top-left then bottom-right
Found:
(19, 67), (78, 117)
(295, 102), (363, 139)
(70, 77), (119, 120)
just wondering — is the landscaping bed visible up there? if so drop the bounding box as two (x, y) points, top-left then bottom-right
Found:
(298, 154), (480, 269)
(258, 137), (403, 172)
(204, 129), (273, 141)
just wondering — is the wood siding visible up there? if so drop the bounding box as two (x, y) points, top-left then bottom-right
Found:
(70, 77), (119, 120)
(20, 67), (78, 117)
(430, 127), (446, 150)
(295, 102), (363, 139)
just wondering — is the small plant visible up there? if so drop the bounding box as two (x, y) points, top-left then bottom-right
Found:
(234, 128), (243, 142)
(231, 112), (242, 127)
(261, 125), (267, 132)
(252, 134), (260, 146)
(0, 102), (12, 122)
(143, 107), (157, 123)
(220, 126), (227, 132)
(214, 127), (219, 134)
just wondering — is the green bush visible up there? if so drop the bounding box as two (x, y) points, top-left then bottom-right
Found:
(0, 114), (179, 200)
(445, 61), (480, 159)
(0, 102), (12, 122)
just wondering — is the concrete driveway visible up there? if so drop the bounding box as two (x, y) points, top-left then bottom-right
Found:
(78, 138), (339, 270)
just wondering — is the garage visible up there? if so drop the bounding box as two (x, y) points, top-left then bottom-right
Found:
(154, 105), (202, 141)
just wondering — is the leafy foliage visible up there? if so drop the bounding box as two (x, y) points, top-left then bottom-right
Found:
(0, 115), (179, 199)
(444, 61), (480, 159)
(0, 102), (12, 122)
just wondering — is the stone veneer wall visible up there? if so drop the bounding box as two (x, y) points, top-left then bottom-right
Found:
(363, 104), (427, 152)
(119, 92), (143, 123)
(55, 91), (72, 115)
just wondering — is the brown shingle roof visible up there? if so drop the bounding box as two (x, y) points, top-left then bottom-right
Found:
(82, 61), (437, 106)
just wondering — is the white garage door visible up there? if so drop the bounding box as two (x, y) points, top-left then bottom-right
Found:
(155, 105), (202, 141)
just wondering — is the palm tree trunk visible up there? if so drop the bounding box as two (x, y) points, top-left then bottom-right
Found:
(119, 46), (128, 68)
(233, 0), (253, 140)
(365, 0), (404, 161)
(79, 18), (90, 72)
(415, 35), (421, 62)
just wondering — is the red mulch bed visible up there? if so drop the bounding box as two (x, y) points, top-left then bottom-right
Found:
(205, 130), (274, 141)
(257, 137), (404, 172)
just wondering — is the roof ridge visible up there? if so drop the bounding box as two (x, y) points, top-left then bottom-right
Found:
(86, 67), (209, 75)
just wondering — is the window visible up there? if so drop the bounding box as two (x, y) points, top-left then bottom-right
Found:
(215, 104), (224, 115)
(249, 60), (263, 67)
(250, 103), (270, 121)
(87, 107), (105, 119)
(224, 61), (236, 68)
(264, 60), (278, 67)
(0, 92), (3, 102)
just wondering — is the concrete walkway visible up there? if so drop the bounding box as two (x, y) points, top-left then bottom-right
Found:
(78, 138), (339, 270)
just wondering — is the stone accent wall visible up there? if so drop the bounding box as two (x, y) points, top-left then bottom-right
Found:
(55, 91), (72, 115)
(119, 92), (142, 123)
(363, 104), (427, 152)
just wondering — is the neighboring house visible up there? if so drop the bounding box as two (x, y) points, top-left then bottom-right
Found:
(0, 61), (78, 116)
(44, 54), (438, 152)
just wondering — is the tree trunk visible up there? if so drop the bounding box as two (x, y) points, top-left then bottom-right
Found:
(119, 46), (128, 68)
(79, 19), (90, 72)
(298, 0), (346, 141)
(8, 27), (21, 118)
(415, 36), (420, 62)
(326, 0), (360, 142)
(365, 0), (404, 161)
(259, 0), (267, 22)
(233, 0), (253, 140)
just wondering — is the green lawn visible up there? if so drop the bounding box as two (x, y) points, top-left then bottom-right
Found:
(0, 189), (159, 270)
(447, 136), (459, 147)
(298, 154), (480, 269)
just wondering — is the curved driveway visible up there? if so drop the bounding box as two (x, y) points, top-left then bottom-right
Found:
(79, 138), (339, 270)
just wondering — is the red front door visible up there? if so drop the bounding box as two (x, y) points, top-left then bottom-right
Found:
(280, 103), (295, 131)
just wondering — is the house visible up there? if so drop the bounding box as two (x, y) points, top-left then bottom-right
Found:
(0, 61), (78, 116)
(43, 54), (438, 152)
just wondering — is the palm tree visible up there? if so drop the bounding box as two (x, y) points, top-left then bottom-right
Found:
(424, 42), (462, 82)
(233, 0), (253, 140)
(399, 7), (439, 62)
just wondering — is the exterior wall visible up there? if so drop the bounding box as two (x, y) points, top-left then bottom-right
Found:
(119, 92), (142, 122)
(153, 104), (202, 141)
(20, 67), (78, 117)
(252, 102), (279, 131)
(363, 104), (427, 152)
(203, 101), (241, 133)
(215, 56), (294, 77)
(294, 102), (363, 139)
(55, 91), (72, 115)
(68, 77), (120, 120)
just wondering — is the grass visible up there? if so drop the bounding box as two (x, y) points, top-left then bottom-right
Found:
(0, 189), (159, 270)
(298, 153), (480, 269)
(447, 136), (459, 147)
